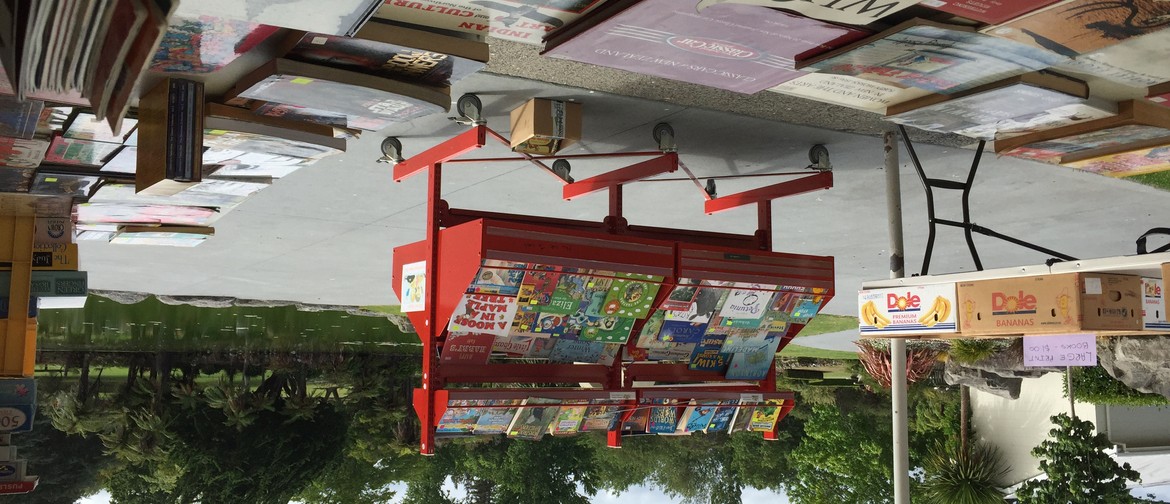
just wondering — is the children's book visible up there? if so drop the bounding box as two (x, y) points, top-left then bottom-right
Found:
(717, 283), (773, 321)
(623, 407), (651, 433)
(707, 401), (738, 432)
(600, 273), (662, 319)
(729, 404), (754, 434)
(507, 398), (561, 441)
(526, 336), (558, 359)
(719, 327), (775, 354)
(437, 400), (483, 433)
(538, 269), (591, 315)
(581, 404), (620, 432)
(660, 279), (701, 312)
(684, 402), (720, 433)
(43, 136), (122, 167)
(492, 335), (536, 356)
(724, 335), (783, 381)
(635, 311), (668, 348)
(441, 333), (496, 365)
(473, 399), (522, 435)
(448, 293), (519, 337)
(648, 401), (680, 434)
(659, 309), (713, 344)
(770, 292), (825, 324)
(688, 334), (731, 372)
(749, 399), (786, 432)
(550, 404), (588, 435)
(468, 260), (527, 295)
(548, 339), (605, 363)
(596, 343), (622, 366)
(580, 315), (635, 343)
(647, 342), (698, 362)
(517, 265), (560, 305)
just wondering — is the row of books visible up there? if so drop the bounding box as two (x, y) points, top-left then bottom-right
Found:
(438, 261), (826, 380)
(435, 398), (788, 441)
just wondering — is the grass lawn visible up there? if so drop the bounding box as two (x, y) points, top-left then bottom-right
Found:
(1130, 171), (1170, 191)
(360, 305), (402, 316)
(780, 344), (857, 360)
(798, 313), (857, 337)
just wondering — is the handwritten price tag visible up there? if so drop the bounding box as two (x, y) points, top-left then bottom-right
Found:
(1023, 333), (1097, 367)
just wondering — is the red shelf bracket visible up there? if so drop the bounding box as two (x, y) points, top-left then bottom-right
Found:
(704, 171), (832, 215)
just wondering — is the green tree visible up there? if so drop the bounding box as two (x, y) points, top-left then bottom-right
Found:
(1016, 413), (1141, 504)
(17, 412), (113, 504)
(788, 405), (893, 504)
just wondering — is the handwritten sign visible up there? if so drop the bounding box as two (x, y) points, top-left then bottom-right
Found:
(400, 261), (426, 313)
(1023, 333), (1097, 367)
(448, 294), (518, 337)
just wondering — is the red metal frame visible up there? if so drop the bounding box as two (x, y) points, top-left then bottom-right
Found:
(391, 124), (834, 454)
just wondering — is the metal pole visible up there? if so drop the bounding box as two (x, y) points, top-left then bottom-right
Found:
(885, 130), (910, 504)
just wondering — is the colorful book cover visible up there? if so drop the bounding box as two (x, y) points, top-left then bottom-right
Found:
(581, 275), (614, 316)
(803, 21), (1067, 94)
(550, 404), (588, 435)
(707, 401), (738, 432)
(468, 260), (527, 295)
(517, 265), (561, 305)
(749, 399), (786, 432)
(635, 311), (668, 349)
(544, 0), (869, 94)
(921, 0), (1061, 25)
(596, 343), (622, 366)
(152, 15), (280, 73)
(30, 172), (101, 198)
(1063, 146), (1170, 177)
(581, 405), (620, 432)
(717, 283), (773, 321)
(0, 96), (45, 139)
(63, 112), (137, 143)
(232, 59), (448, 123)
(720, 320), (784, 354)
(174, 0), (381, 37)
(473, 399), (522, 435)
(886, 83), (1098, 140)
(0, 137), (50, 168)
(538, 270), (591, 315)
(448, 293), (519, 337)
(623, 407), (651, 433)
(441, 333), (496, 365)
(600, 273), (662, 319)
(43, 137), (122, 167)
(492, 335), (537, 355)
(646, 342), (698, 362)
(288, 31), (486, 86)
(580, 315), (635, 343)
(533, 312), (575, 337)
(0, 167), (34, 192)
(695, 0), (919, 25)
(202, 129), (342, 160)
(730, 404), (753, 433)
(526, 336), (558, 358)
(985, 0), (1170, 56)
(507, 398), (561, 440)
(724, 335), (783, 380)
(75, 204), (220, 227)
(251, 101), (397, 132)
(659, 279), (701, 312)
(375, 0), (607, 45)
(684, 402), (720, 433)
(1002, 124), (1170, 163)
(649, 401), (680, 434)
(688, 334), (731, 372)
(770, 292), (825, 324)
(509, 308), (542, 337)
(548, 339), (605, 363)
(437, 400), (484, 433)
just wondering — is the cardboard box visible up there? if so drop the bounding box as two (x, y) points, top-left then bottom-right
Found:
(957, 273), (1142, 335)
(510, 98), (582, 155)
(858, 283), (958, 336)
(1141, 277), (1168, 331)
(1164, 263), (1170, 317)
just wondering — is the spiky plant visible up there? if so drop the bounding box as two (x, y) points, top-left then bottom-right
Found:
(922, 442), (1009, 504)
(949, 340), (1000, 365)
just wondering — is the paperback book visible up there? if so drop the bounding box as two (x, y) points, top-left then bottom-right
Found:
(600, 273), (662, 319)
(550, 404), (588, 435)
(580, 404), (620, 432)
(648, 401), (679, 434)
(724, 335), (783, 380)
(151, 15), (280, 73)
(448, 293), (519, 337)
(517, 265), (560, 305)
(688, 334), (731, 372)
(441, 332), (496, 365)
(437, 400), (484, 433)
(507, 398), (561, 440)
(468, 260), (527, 295)
(473, 399), (522, 435)
(374, 0), (606, 45)
(683, 402), (719, 433)
(749, 399), (786, 432)
(984, 0), (1170, 56)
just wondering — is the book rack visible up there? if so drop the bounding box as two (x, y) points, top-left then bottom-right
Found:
(390, 123), (835, 454)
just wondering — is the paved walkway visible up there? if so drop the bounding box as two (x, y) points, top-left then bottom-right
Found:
(792, 329), (859, 352)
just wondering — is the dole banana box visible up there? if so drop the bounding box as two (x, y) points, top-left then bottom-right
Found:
(1164, 263), (1170, 317)
(858, 283), (957, 336)
(957, 273), (1141, 336)
(1142, 277), (1168, 332)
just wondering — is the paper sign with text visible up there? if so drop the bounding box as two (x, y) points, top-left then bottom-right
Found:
(400, 261), (427, 313)
(448, 294), (519, 337)
(1023, 333), (1097, 367)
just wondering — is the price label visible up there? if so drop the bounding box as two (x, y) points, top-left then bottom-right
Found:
(0, 407), (29, 432)
(740, 393), (764, 403)
(1023, 333), (1097, 367)
(609, 391), (636, 401)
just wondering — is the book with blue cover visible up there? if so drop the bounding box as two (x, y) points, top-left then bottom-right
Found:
(468, 260), (527, 295)
(724, 335), (783, 380)
(649, 401), (679, 434)
(683, 402), (719, 433)
(548, 339), (605, 363)
(688, 334), (731, 372)
(707, 401), (738, 432)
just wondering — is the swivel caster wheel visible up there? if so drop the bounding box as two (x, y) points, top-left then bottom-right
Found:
(455, 93), (485, 125)
(552, 159), (574, 183)
(377, 137), (404, 164)
(653, 123), (676, 152)
(807, 144), (831, 171)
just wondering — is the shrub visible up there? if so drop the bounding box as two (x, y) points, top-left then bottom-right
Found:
(1064, 366), (1170, 407)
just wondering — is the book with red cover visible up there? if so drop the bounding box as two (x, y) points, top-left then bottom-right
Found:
(921, 0), (1061, 25)
(151, 15), (280, 73)
(441, 333), (496, 365)
(543, 0), (869, 94)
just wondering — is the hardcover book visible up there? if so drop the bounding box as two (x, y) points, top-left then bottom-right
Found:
(688, 334), (731, 372)
(43, 136), (122, 167)
(151, 15), (280, 73)
(646, 342), (698, 362)
(706, 401), (738, 432)
(635, 311), (669, 348)
(659, 279), (701, 312)
(580, 315), (635, 343)
(441, 333), (496, 365)
(921, 0), (1061, 25)
(286, 20), (488, 87)
(749, 399), (786, 432)
(648, 401), (679, 434)
(995, 100), (1170, 162)
(543, 0), (870, 94)
(623, 407), (651, 433)
(580, 405), (620, 432)
(550, 404), (587, 435)
(448, 293), (519, 337)
(538, 270), (591, 315)
(507, 398), (561, 440)
(468, 260), (527, 295)
(375, 0), (607, 45)
(0, 95), (43, 139)
(548, 339), (605, 363)
(0, 137), (49, 168)
(984, 0), (1170, 56)
(683, 402), (719, 433)
(473, 399), (522, 434)
(600, 272), (662, 319)
(517, 265), (561, 305)
(225, 58), (450, 124)
(437, 400), (483, 433)
(724, 335), (782, 380)
(797, 19), (1068, 95)
(173, 0), (381, 37)
(658, 309), (713, 345)
(717, 283), (773, 320)
(770, 291), (825, 323)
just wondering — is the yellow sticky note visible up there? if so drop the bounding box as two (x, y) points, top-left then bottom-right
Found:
(291, 77), (313, 84)
(208, 129), (227, 135)
(45, 177), (58, 182)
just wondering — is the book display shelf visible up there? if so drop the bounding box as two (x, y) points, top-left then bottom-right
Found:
(390, 120), (835, 454)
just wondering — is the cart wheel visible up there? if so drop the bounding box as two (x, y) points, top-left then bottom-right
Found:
(653, 123), (676, 152)
(552, 159), (573, 183)
(807, 144), (831, 171)
(456, 93), (483, 123)
(377, 137), (404, 164)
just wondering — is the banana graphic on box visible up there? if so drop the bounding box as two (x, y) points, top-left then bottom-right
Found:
(917, 296), (951, 327)
(861, 300), (892, 329)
